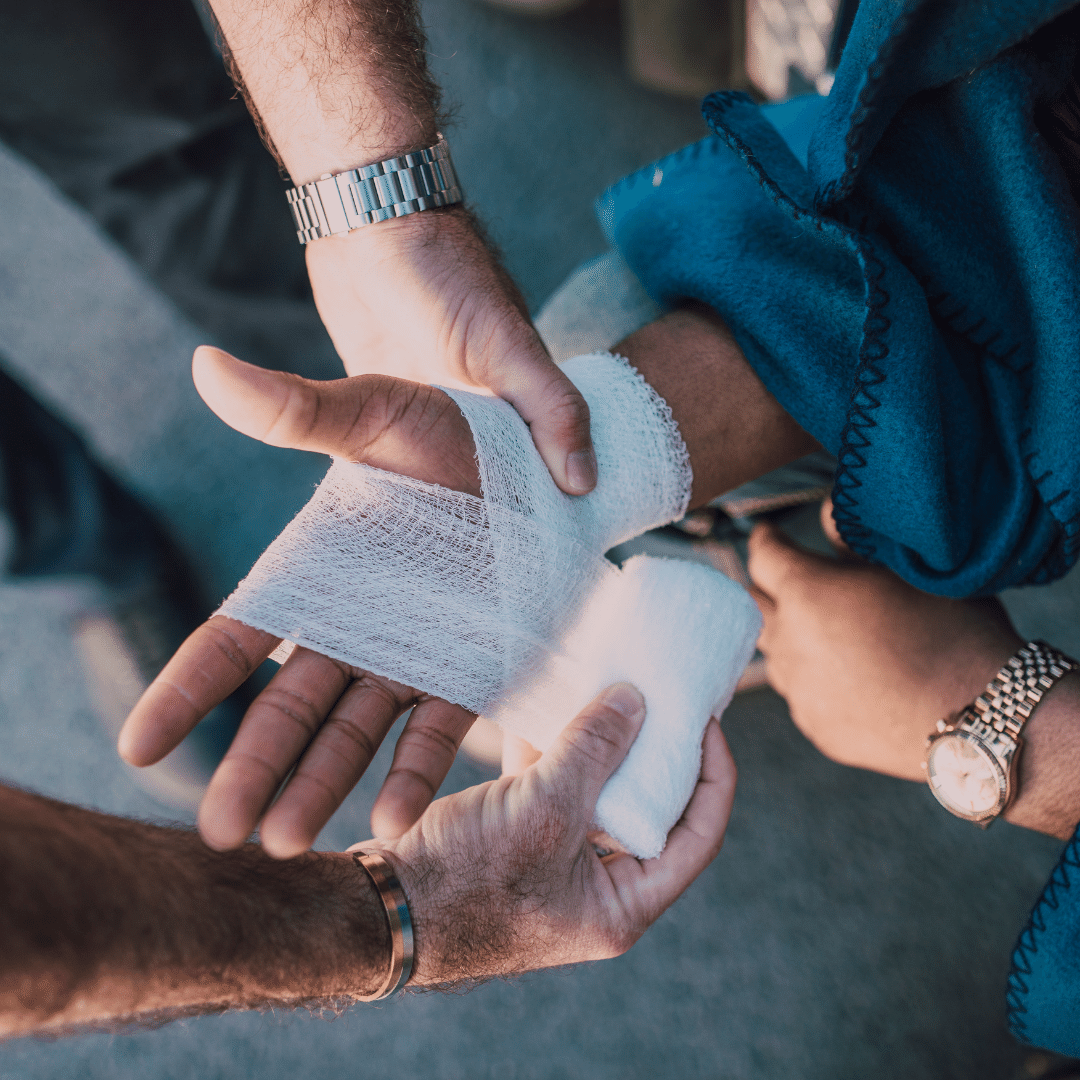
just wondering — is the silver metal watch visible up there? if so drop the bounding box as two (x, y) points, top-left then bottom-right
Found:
(923, 640), (1078, 827)
(285, 134), (463, 245)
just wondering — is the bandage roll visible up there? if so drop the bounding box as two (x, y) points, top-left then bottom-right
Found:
(491, 554), (759, 858)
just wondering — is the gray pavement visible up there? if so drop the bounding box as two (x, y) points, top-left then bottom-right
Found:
(0, 0), (1074, 1076)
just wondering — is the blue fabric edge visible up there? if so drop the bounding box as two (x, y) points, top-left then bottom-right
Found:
(1008, 826), (1080, 1049)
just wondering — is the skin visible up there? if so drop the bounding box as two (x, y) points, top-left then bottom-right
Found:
(747, 502), (1080, 841)
(205, 0), (599, 494)
(120, 0), (812, 859)
(119, 307), (815, 858)
(3, 686), (737, 1037)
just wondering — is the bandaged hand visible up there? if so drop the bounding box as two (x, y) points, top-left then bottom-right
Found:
(359, 685), (737, 984)
(306, 208), (598, 495)
(212, 347), (759, 859)
(119, 347), (485, 857)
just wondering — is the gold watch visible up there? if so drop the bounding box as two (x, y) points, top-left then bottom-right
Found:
(923, 640), (1077, 827)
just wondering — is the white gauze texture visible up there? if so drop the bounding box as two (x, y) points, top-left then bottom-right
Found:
(218, 352), (761, 857)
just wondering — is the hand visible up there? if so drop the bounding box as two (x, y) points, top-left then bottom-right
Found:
(119, 347), (484, 857)
(746, 503), (1023, 781)
(305, 208), (598, 495)
(358, 684), (737, 984)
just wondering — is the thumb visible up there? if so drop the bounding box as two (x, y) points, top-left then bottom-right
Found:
(532, 683), (646, 818)
(192, 345), (363, 453)
(192, 346), (481, 494)
(477, 330), (597, 497)
(819, 497), (853, 555)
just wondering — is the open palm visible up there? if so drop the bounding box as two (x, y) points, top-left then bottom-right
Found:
(119, 346), (482, 858)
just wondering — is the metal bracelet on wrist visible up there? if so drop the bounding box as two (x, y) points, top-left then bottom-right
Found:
(352, 851), (414, 1000)
(924, 640), (1079, 826)
(285, 134), (463, 245)
(965, 640), (1077, 742)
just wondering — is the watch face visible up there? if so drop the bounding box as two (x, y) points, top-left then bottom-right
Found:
(926, 731), (1007, 820)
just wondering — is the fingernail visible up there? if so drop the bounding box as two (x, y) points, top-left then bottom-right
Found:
(601, 683), (645, 720)
(565, 448), (598, 494)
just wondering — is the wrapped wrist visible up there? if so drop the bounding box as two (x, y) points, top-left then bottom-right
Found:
(444, 352), (691, 554)
(218, 353), (757, 857)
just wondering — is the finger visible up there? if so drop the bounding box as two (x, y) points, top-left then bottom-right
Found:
(193, 345), (385, 457)
(532, 683), (646, 817)
(370, 696), (477, 840)
(481, 338), (597, 496)
(193, 346), (481, 495)
(501, 731), (543, 777)
(819, 496), (859, 558)
(746, 583), (775, 615)
(746, 520), (832, 599)
(117, 615), (278, 767)
(261, 674), (415, 857)
(196, 647), (352, 851)
(607, 718), (736, 917)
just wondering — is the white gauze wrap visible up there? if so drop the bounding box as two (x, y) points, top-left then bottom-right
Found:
(217, 352), (761, 858)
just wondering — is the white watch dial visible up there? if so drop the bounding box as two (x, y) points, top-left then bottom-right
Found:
(926, 732), (1005, 818)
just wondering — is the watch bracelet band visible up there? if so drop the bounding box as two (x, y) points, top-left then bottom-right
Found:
(960, 639), (1078, 744)
(286, 135), (462, 245)
(352, 851), (415, 1000)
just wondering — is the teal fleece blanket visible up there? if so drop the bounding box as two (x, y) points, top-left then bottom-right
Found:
(598, 0), (1080, 599)
(600, 0), (1080, 1055)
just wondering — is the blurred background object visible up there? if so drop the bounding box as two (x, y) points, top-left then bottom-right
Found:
(476, 0), (856, 100)
(622, 0), (749, 98)
(746, 0), (852, 99)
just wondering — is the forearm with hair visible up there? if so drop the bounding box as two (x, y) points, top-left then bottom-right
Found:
(0, 785), (390, 1039)
(206, 0), (442, 182)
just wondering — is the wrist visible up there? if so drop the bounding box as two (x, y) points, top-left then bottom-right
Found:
(282, 119), (439, 188)
(357, 845), (446, 987)
(614, 306), (819, 506)
(367, 840), (525, 988)
(1004, 670), (1080, 839)
(305, 201), (472, 260)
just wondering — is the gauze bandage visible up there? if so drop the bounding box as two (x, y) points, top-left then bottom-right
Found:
(218, 352), (761, 858)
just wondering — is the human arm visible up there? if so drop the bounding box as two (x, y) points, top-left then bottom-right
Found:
(613, 302), (819, 508)
(746, 506), (1080, 840)
(120, 304), (812, 857)
(203, 0), (597, 495)
(5, 684), (735, 1037)
(0, 783), (391, 1038)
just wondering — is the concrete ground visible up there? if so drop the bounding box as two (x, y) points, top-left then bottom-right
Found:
(0, 0), (1075, 1077)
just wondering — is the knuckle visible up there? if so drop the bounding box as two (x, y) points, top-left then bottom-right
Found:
(288, 765), (340, 804)
(564, 714), (627, 770)
(397, 721), (459, 761)
(357, 671), (416, 709)
(254, 686), (324, 739)
(319, 712), (380, 765)
(203, 620), (261, 678)
(537, 382), (591, 442)
(265, 379), (320, 446)
(518, 803), (571, 855)
(225, 749), (285, 786)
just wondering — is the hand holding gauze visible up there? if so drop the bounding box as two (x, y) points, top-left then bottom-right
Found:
(123, 351), (760, 858)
